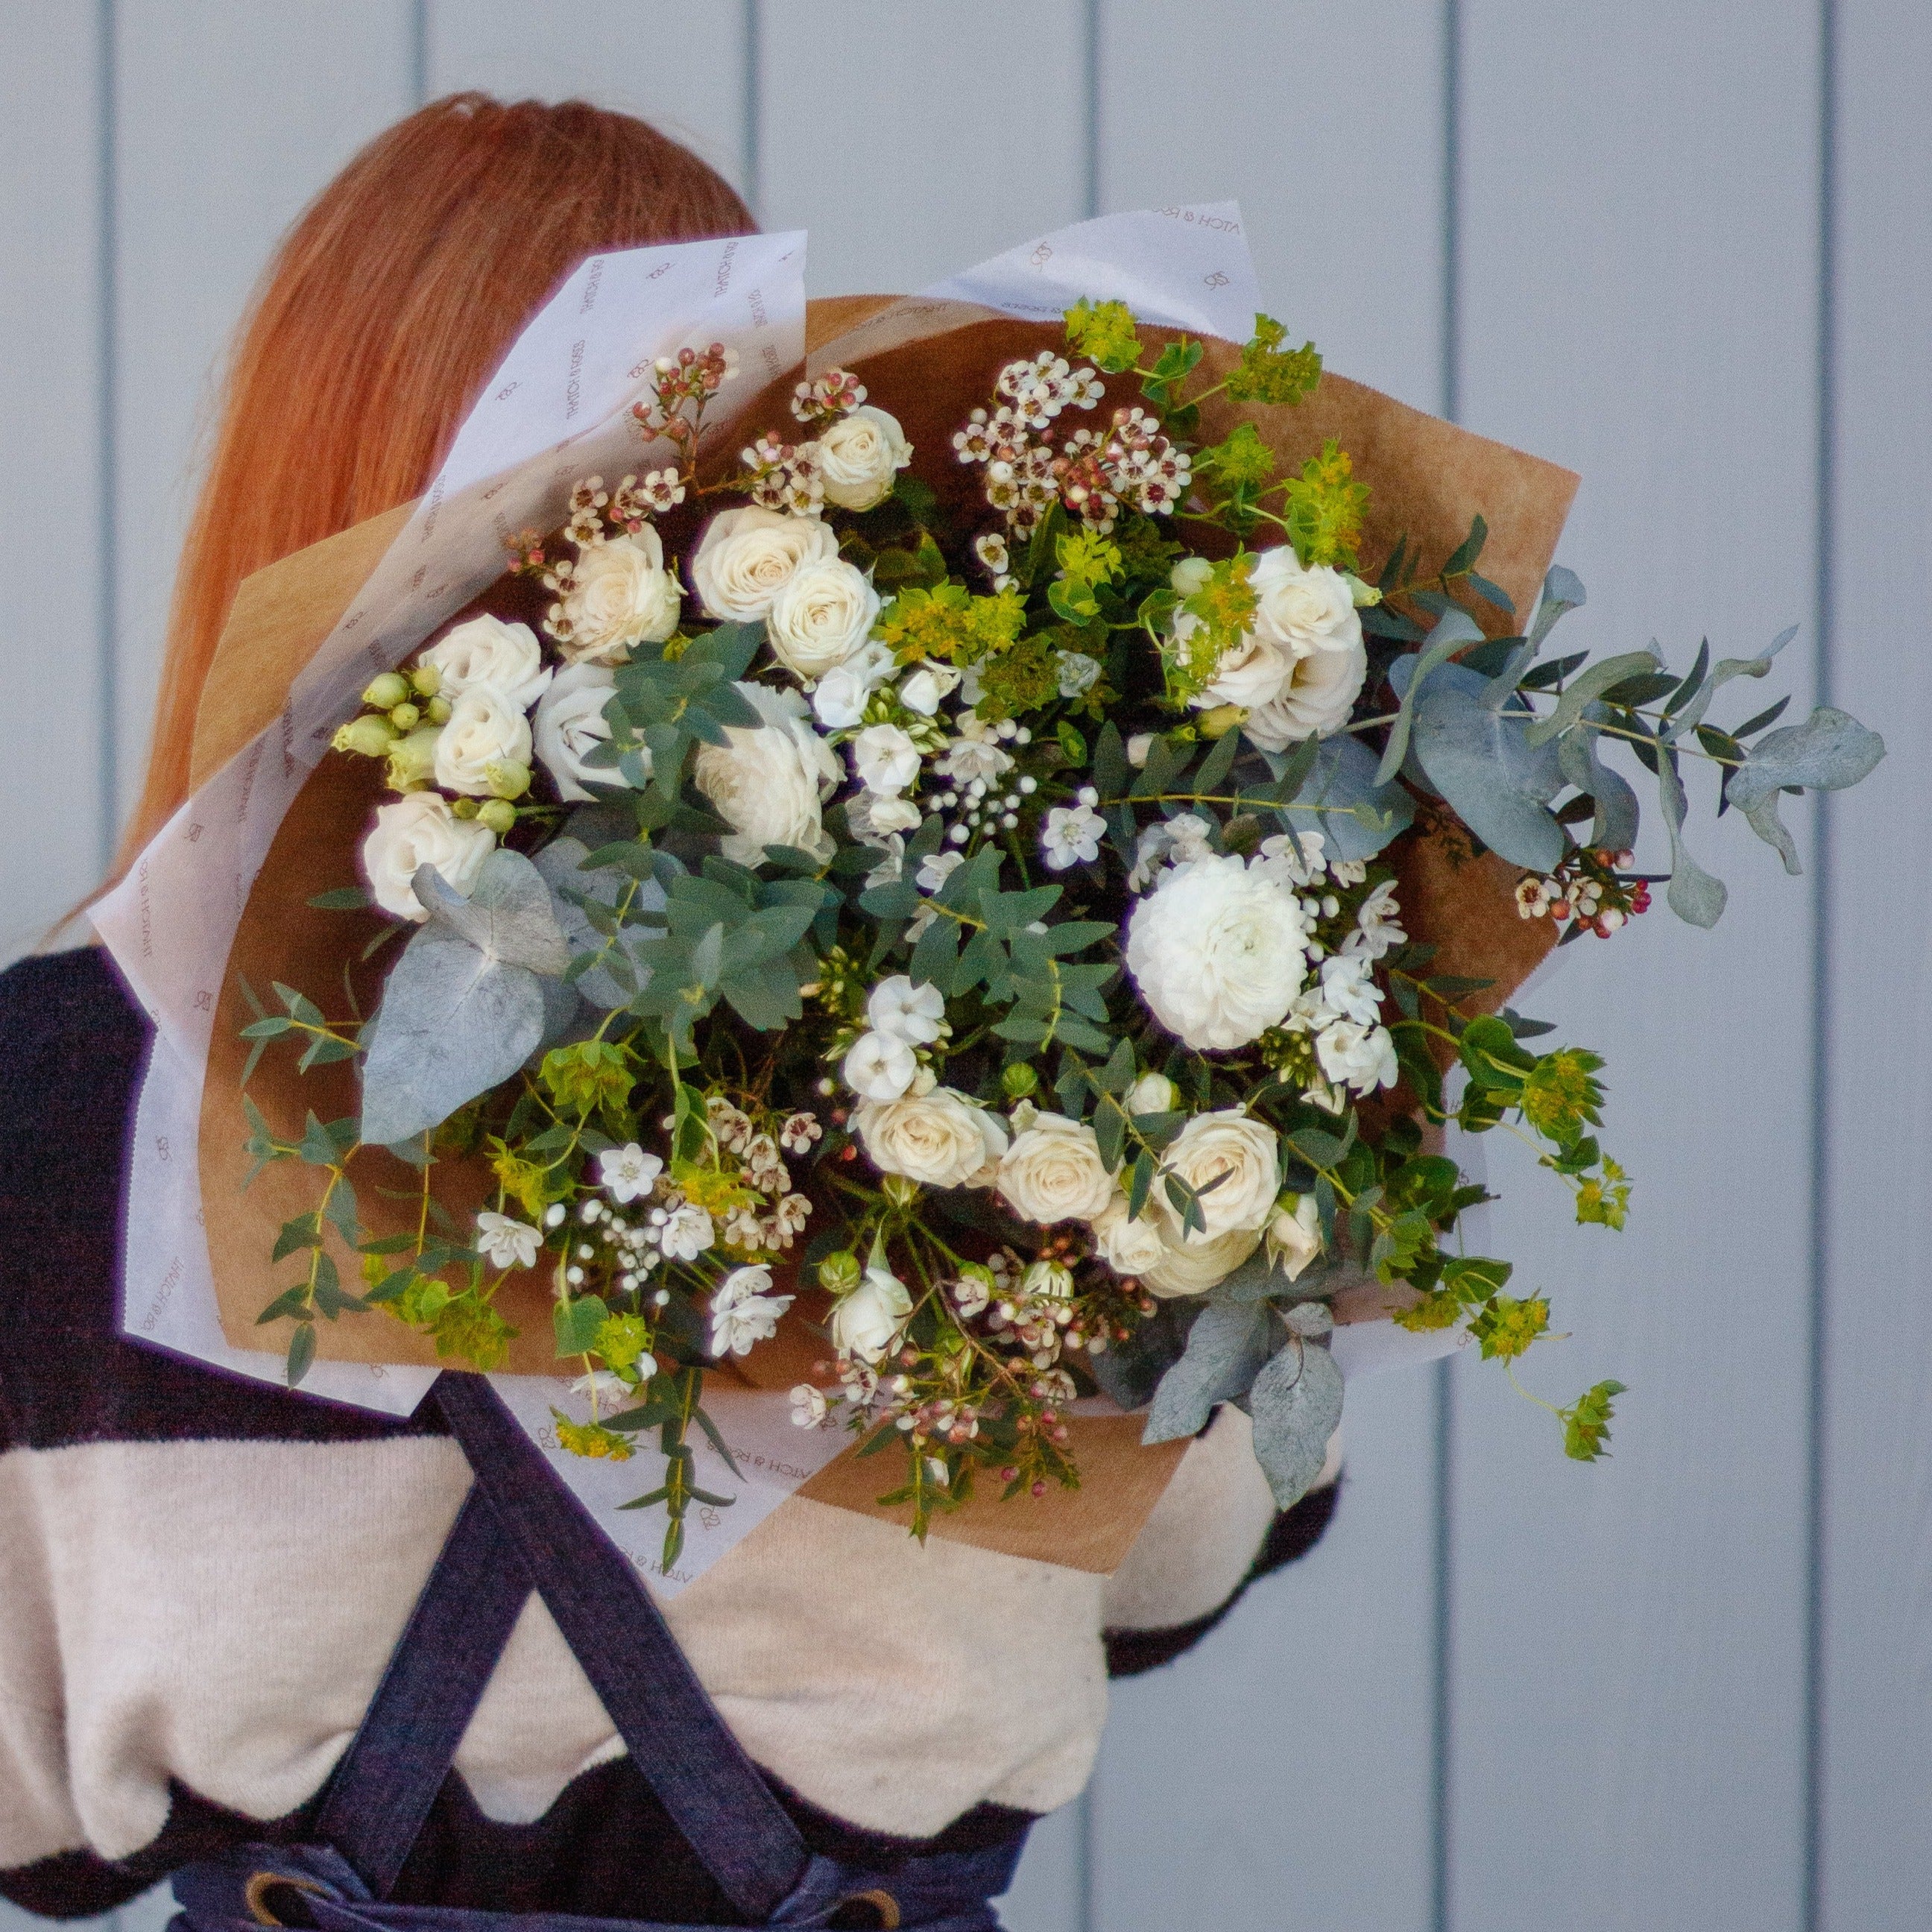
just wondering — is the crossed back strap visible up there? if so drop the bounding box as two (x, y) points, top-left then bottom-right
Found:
(311, 1373), (809, 1920)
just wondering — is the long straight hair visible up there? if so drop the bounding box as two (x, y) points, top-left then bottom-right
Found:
(114, 93), (753, 878)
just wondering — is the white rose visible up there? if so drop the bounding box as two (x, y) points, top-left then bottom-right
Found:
(767, 558), (880, 681)
(1156, 1110), (1281, 1244)
(1125, 853), (1311, 1050)
(1242, 640), (1369, 748)
(1249, 549), (1364, 655)
(433, 685), (533, 797)
(1124, 1070), (1178, 1117)
(1196, 626), (1297, 711)
(830, 1265), (914, 1363)
(898, 663), (962, 716)
(691, 681), (839, 865)
(561, 531), (681, 663)
(854, 1087), (1008, 1190)
(816, 405), (912, 511)
(996, 1113), (1117, 1225)
(360, 792), (495, 921)
(689, 506), (838, 622)
(844, 1029), (918, 1101)
(1090, 1196), (1169, 1276)
(852, 722), (921, 797)
(533, 662), (634, 803)
(813, 640), (895, 729)
(1142, 1225), (1262, 1299)
(1314, 1019), (1399, 1094)
(1268, 1193), (1324, 1281)
(420, 615), (552, 712)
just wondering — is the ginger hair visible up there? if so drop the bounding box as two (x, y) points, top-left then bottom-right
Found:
(116, 92), (752, 876)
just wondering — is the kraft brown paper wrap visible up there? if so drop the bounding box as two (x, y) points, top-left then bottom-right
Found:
(191, 294), (1576, 1570)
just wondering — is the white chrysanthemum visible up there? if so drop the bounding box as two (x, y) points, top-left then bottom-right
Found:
(1124, 853), (1311, 1049)
(1242, 640), (1368, 748)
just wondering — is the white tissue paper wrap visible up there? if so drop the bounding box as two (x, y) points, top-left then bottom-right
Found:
(92, 209), (1463, 1596)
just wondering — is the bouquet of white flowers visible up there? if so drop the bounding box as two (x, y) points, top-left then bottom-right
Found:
(168, 230), (1881, 1572)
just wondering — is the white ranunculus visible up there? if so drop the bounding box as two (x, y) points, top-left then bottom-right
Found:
(1090, 1196), (1169, 1276)
(361, 792), (495, 921)
(1241, 640), (1369, 748)
(690, 681), (840, 865)
(852, 722), (921, 797)
(1124, 853), (1312, 1050)
(816, 404), (912, 511)
(898, 663), (962, 716)
(830, 1265), (914, 1363)
(767, 558), (880, 681)
(844, 1029), (918, 1101)
(560, 531), (681, 664)
(1268, 1193), (1323, 1280)
(689, 506), (838, 622)
(854, 1087), (1008, 1190)
(813, 640), (895, 728)
(1141, 1225), (1261, 1299)
(1197, 627), (1297, 711)
(1156, 1110), (1281, 1244)
(1248, 548), (1364, 656)
(420, 614), (552, 712)
(1314, 1019), (1399, 1094)
(532, 663), (634, 803)
(1124, 1070), (1178, 1117)
(434, 686), (533, 797)
(996, 1113), (1117, 1226)
(866, 975), (945, 1044)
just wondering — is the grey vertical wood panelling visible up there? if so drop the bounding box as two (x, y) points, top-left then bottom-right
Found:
(107, 0), (415, 834)
(1818, 1), (1932, 1925)
(1090, 5), (1443, 1925)
(1448, 3), (1822, 1927)
(425, 1), (749, 196)
(0, 3), (107, 951)
(755, 0), (1087, 294)
(6, 7), (1932, 1932)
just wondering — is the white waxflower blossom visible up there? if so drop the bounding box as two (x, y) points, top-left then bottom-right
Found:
(867, 975), (946, 1044)
(599, 1143), (665, 1203)
(689, 506), (839, 622)
(1268, 1193), (1324, 1280)
(475, 1211), (541, 1271)
(830, 1265), (914, 1363)
(420, 615), (552, 713)
(1055, 650), (1104, 698)
(1125, 853), (1312, 1050)
(843, 1029), (918, 1101)
(533, 662), (633, 803)
(766, 558), (880, 681)
(691, 681), (841, 865)
(854, 1087), (1008, 1190)
(780, 1111), (822, 1153)
(1248, 547), (1365, 657)
(434, 685), (533, 797)
(790, 1383), (831, 1428)
(812, 640), (896, 729)
(951, 1270), (994, 1319)
(1341, 878), (1407, 959)
(852, 722), (921, 797)
(1157, 1111), (1282, 1245)
(558, 530), (682, 663)
(658, 1202), (716, 1261)
(815, 404), (913, 511)
(997, 1113), (1117, 1225)
(898, 663), (962, 716)
(1242, 639), (1369, 748)
(708, 1264), (795, 1357)
(1041, 803), (1105, 871)
(1314, 1019), (1400, 1095)
(361, 792), (495, 921)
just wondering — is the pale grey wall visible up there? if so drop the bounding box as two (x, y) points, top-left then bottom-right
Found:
(1, 3), (1926, 1929)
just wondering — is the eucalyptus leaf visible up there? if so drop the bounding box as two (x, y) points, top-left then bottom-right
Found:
(1524, 649), (1661, 747)
(1248, 1335), (1345, 1508)
(1142, 1300), (1269, 1445)
(1375, 607), (1486, 786)
(1556, 710), (1641, 853)
(1273, 733), (1415, 861)
(1527, 565), (1586, 648)
(1656, 750), (1727, 926)
(1409, 664), (1565, 870)
(535, 836), (672, 1008)
(1727, 706), (1886, 872)
(410, 850), (570, 976)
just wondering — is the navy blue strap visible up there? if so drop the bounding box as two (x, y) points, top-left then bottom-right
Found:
(432, 1373), (810, 1922)
(314, 1483), (532, 1896)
